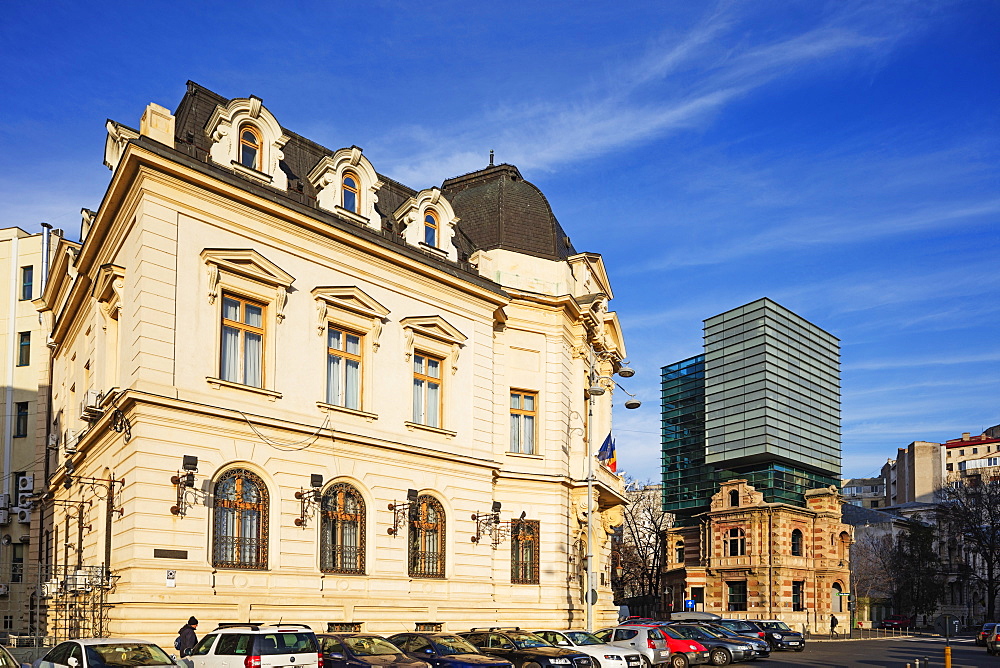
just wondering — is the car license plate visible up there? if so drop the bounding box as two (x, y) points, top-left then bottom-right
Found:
(788, 641), (801, 646)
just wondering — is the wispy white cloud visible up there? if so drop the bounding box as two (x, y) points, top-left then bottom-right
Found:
(845, 352), (1000, 371)
(375, 3), (906, 186)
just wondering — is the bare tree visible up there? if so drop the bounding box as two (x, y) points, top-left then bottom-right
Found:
(613, 476), (673, 617)
(936, 468), (1000, 620)
(851, 531), (895, 605)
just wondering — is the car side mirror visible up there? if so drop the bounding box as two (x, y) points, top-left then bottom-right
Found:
(422, 649), (434, 655)
(501, 645), (514, 650)
(68, 659), (79, 668)
(327, 653), (345, 660)
(183, 649), (194, 657)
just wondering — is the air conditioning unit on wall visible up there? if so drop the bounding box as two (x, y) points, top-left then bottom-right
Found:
(18, 475), (33, 492)
(17, 509), (30, 524)
(0, 494), (9, 508)
(0, 584), (9, 595)
(17, 493), (32, 509)
(81, 390), (103, 421)
(0, 510), (9, 525)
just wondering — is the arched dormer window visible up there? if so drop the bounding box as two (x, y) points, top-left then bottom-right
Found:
(726, 527), (746, 557)
(729, 489), (740, 507)
(791, 528), (804, 556)
(239, 125), (262, 171)
(342, 172), (360, 213)
(424, 210), (439, 247)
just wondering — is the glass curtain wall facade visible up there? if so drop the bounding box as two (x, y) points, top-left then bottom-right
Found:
(661, 299), (842, 518)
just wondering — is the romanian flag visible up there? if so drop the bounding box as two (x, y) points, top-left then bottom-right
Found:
(597, 433), (617, 472)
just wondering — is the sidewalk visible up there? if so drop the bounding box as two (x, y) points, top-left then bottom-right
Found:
(808, 630), (975, 642)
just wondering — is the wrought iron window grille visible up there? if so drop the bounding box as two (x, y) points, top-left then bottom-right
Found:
(320, 482), (366, 574)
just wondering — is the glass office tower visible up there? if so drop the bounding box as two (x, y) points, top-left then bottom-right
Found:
(662, 298), (841, 518)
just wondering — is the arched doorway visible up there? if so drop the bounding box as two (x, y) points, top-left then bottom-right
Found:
(832, 582), (844, 613)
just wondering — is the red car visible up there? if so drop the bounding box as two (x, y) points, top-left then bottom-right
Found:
(657, 626), (710, 667)
(877, 615), (916, 630)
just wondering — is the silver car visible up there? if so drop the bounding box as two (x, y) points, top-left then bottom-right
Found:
(533, 631), (642, 668)
(593, 626), (670, 668)
(34, 639), (176, 668)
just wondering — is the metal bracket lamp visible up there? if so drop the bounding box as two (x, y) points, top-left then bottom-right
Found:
(293, 474), (324, 526)
(387, 488), (419, 535)
(169, 455), (199, 516)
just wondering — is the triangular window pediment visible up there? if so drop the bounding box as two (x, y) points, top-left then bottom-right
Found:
(201, 249), (294, 288)
(400, 315), (467, 345)
(311, 286), (389, 320)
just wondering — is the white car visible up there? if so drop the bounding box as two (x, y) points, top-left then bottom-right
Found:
(533, 631), (642, 668)
(179, 624), (319, 668)
(33, 639), (176, 668)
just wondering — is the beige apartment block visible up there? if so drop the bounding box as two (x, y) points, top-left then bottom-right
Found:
(34, 82), (631, 644)
(663, 480), (852, 634)
(0, 226), (60, 636)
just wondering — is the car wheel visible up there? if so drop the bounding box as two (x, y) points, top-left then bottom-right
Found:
(523, 662), (542, 668)
(641, 656), (652, 668)
(708, 648), (730, 666)
(591, 660), (601, 668)
(669, 654), (689, 668)
(767, 641), (777, 652)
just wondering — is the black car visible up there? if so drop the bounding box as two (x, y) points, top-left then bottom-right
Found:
(665, 625), (755, 666)
(460, 629), (592, 668)
(389, 633), (514, 668)
(694, 625), (769, 660)
(318, 633), (431, 668)
(750, 622), (803, 652)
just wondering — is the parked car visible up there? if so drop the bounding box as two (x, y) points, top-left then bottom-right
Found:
(34, 639), (176, 668)
(664, 625), (754, 666)
(387, 632), (513, 668)
(651, 627), (709, 668)
(0, 645), (17, 668)
(532, 630), (642, 668)
(710, 621), (763, 644)
(317, 634), (428, 668)
(692, 626), (768, 661)
(459, 628), (592, 668)
(876, 615), (916, 630)
(591, 626), (670, 668)
(751, 621), (803, 652)
(180, 623), (319, 668)
(977, 623), (997, 646)
(987, 626), (1000, 656)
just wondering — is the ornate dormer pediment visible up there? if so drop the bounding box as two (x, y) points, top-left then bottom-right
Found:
(711, 479), (765, 511)
(400, 315), (466, 374)
(393, 189), (460, 262)
(104, 121), (139, 171)
(312, 286), (390, 348)
(201, 249), (294, 321)
(307, 146), (383, 230)
(205, 96), (290, 189)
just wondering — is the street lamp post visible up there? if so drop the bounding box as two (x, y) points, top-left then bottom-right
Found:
(583, 355), (639, 632)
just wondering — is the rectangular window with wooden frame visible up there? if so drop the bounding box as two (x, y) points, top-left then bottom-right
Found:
(412, 353), (442, 428)
(13, 402), (28, 438)
(509, 391), (537, 454)
(17, 332), (30, 367)
(511, 519), (540, 584)
(220, 294), (265, 388)
(327, 326), (362, 410)
(20, 266), (33, 301)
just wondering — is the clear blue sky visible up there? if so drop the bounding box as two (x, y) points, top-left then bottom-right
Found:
(2, 1), (997, 482)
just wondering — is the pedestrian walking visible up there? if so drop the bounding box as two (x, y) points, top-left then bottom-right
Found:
(830, 614), (839, 638)
(176, 616), (199, 656)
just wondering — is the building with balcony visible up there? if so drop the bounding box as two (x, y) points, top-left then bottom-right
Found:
(32, 82), (631, 644)
(662, 479), (852, 632)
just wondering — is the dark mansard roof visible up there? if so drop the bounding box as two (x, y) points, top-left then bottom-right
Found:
(169, 81), (576, 264)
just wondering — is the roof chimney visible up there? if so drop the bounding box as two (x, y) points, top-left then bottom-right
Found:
(140, 103), (175, 147)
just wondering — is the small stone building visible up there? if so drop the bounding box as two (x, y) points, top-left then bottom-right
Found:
(662, 479), (852, 633)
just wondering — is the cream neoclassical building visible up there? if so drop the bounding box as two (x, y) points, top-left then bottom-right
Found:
(33, 82), (631, 643)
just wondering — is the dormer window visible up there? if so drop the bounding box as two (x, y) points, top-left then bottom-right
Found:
(239, 125), (262, 170)
(343, 172), (360, 213)
(424, 210), (439, 247)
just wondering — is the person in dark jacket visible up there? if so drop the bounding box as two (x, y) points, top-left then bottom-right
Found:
(830, 615), (839, 637)
(177, 617), (199, 655)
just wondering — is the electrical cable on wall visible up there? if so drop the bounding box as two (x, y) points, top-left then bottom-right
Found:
(239, 411), (331, 451)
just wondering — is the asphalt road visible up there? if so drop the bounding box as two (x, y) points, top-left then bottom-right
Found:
(756, 636), (994, 667)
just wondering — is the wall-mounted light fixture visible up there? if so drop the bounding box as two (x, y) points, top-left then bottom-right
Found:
(387, 488), (419, 535)
(472, 506), (527, 549)
(294, 474), (324, 526)
(169, 455), (198, 516)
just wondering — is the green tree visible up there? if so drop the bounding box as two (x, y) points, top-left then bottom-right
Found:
(888, 522), (946, 617)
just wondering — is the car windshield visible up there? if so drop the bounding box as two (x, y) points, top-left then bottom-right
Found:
(759, 622), (791, 632)
(564, 633), (603, 646)
(705, 626), (741, 639)
(343, 637), (401, 656)
(507, 632), (551, 649)
(86, 644), (173, 667)
(0, 648), (19, 668)
(657, 627), (683, 640)
(433, 637), (480, 656)
(984, 624), (996, 630)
